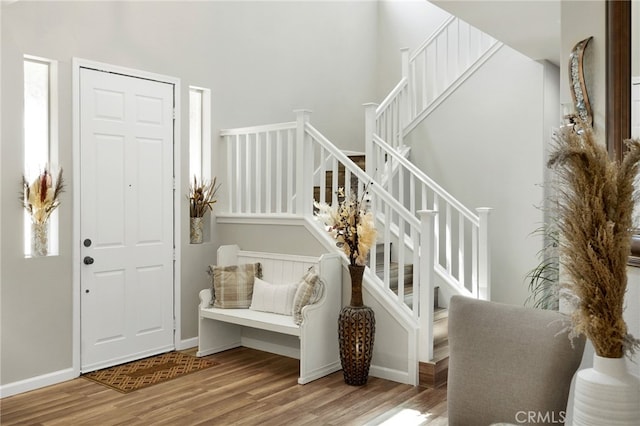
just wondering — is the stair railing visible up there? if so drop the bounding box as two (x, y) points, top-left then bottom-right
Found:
(220, 121), (298, 216)
(221, 110), (441, 360)
(375, 16), (502, 148)
(367, 15), (497, 301)
(305, 116), (443, 361)
(367, 102), (491, 299)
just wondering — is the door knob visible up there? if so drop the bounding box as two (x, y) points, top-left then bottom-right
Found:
(83, 256), (94, 265)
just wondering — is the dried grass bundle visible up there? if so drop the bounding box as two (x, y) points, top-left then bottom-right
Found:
(548, 125), (640, 358)
(21, 167), (65, 224)
(188, 176), (221, 218)
(315, 186), (377, 266)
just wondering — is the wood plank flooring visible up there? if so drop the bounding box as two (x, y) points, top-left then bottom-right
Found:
(0, 347), (448, 425)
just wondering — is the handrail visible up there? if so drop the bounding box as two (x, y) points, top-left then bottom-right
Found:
(306, 124), (420, 230)
(372, 134), (478, 224)
(220, 121), (296, 135)
(306, 122), (426, 330)
(369, 133), (485, 298)
(375, 77), (408, 118)
(409, 16), (456, 63)
(374, 16), (499, 147)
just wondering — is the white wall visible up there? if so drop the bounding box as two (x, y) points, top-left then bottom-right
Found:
(1, 0), (378, 387)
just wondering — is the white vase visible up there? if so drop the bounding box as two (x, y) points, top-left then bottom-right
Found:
(573, 354), (640, 426)
(190, 217), (204, 244)
(31, 221), (48, 256)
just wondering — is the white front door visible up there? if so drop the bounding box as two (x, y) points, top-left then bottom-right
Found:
(80, 67), (175, 373)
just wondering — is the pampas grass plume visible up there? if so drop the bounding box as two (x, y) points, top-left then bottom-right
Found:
(548, 124), (640, 358)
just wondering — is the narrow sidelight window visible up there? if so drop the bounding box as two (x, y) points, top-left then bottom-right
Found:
(23, 56), (59, 257)
(189, 86), (211, 182)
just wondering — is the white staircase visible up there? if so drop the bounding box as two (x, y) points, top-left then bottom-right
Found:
(218, 15), (497, 386)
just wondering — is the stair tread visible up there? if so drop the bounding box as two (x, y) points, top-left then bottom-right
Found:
(434, 307), (448, 320)
(432, 341), (449, 364)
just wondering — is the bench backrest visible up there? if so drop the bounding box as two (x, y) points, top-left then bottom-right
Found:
(218, 244), (320, 284)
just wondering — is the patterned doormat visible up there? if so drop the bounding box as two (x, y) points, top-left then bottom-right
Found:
(82, 351), (218, 393)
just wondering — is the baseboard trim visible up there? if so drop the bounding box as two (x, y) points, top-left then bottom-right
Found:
(0, 367), (76, 399)
(1, 338), (199, 398)
(177, 337), (198, 351)
(369, 364), (415, 386)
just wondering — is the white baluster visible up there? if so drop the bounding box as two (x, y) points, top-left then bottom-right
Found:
(276, 130), (283, 213)
(477, 207), (492, 300)
(265, 131), (272, 213)
(255, 132), (262, 213)
(286, 128), (294, 213)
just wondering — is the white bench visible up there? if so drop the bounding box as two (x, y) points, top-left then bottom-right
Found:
(197, 245), (343, 384)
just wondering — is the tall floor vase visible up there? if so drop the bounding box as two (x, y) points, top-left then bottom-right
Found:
(338, 264), (375, 386)
(573, 354), (640, 425)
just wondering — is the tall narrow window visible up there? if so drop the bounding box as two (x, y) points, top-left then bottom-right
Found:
(24, 59), (50, 170)
(189, 86), (211, 181)
(23, 56), (58, 257)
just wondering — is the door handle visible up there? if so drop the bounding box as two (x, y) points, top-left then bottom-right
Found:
(83, 256), (94, 265)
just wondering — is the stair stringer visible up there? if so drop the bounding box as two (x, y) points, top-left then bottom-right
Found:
(304, 217), (420, 386)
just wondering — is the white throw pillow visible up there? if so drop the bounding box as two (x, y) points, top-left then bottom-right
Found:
(249, 277), (299, 316)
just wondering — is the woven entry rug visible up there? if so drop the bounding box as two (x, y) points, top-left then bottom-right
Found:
(82, 351), (218, 393)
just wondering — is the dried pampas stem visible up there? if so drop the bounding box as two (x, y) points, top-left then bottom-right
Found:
(548, 124), (640, 358)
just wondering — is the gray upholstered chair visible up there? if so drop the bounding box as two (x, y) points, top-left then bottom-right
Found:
(447, 295), (585, 426)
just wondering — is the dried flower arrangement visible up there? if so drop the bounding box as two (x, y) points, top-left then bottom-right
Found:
(314, 185), (377, 266)
(548, 124), (640, 359)
(21, 167), (65, 224)
(188, 176), (221, 218)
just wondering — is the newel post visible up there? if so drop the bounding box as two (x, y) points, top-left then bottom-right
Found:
(418, 210), (438, 362)
(295, 109), (312, 216)
(363, 103), (378, 177)
(401, 47), (410, 79)
(476, 207), (492, 300)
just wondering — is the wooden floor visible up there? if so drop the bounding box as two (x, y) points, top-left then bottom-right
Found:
(0, 347), (448, 425)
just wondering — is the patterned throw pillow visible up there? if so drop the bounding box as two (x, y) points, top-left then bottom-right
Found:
(207, 263), (262, 308)
(292, 266), (324, 325)
(249, 277), (299, 316)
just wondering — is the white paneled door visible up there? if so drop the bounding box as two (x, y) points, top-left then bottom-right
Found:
(80, 68), (175, 373)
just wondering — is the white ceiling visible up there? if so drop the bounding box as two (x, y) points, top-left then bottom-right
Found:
(430, 0), (561, 65)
